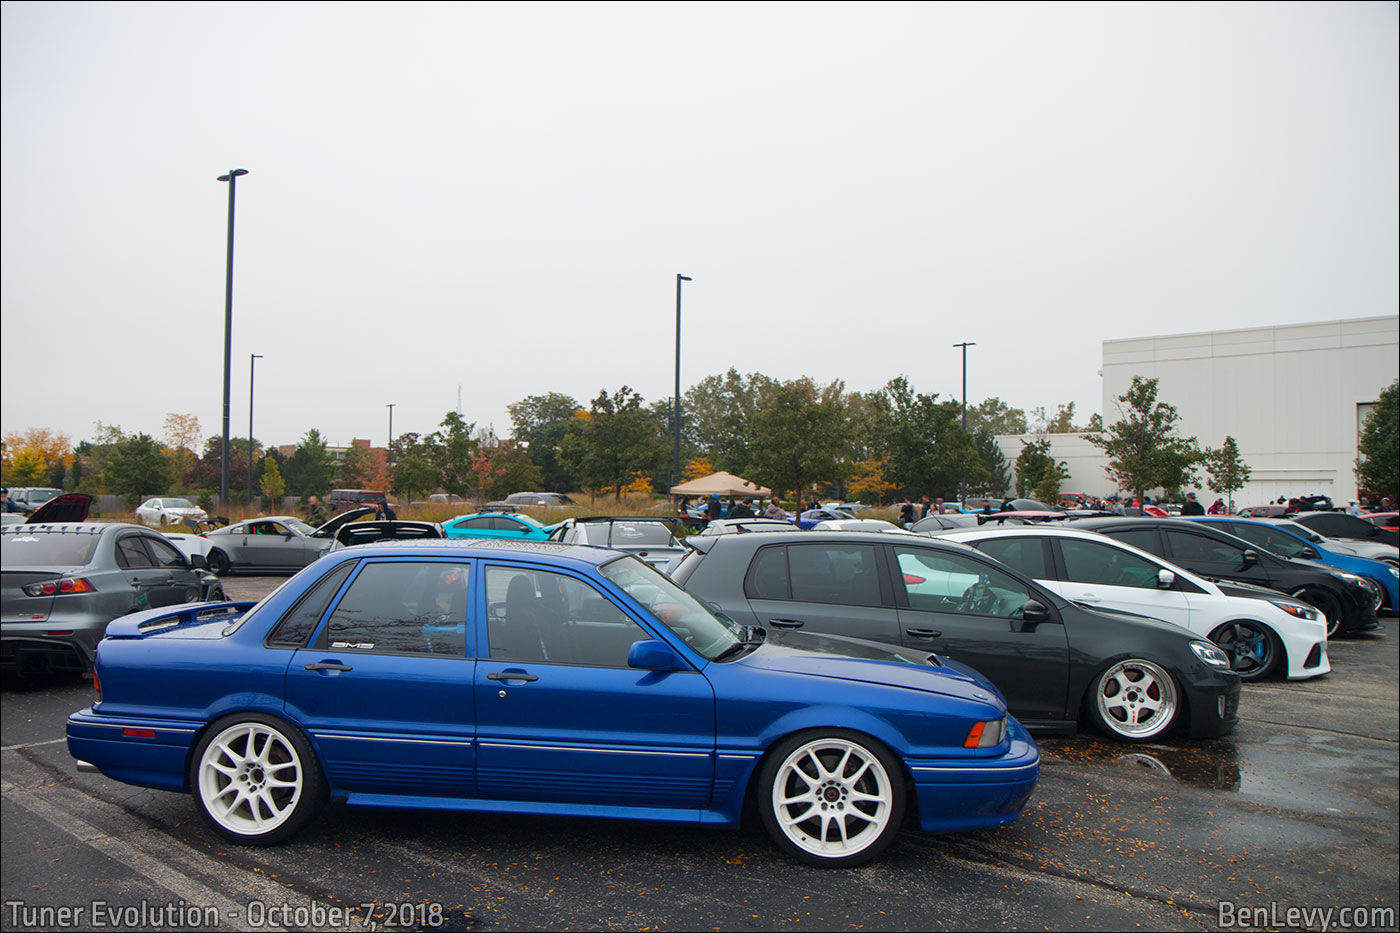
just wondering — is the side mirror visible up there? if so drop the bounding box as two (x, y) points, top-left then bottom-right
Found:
(189, 554), (208, 570)
(1157, 569), (1176, 589)
(628, 639), (683, 672)
(1300, 547), (1319, 560)
(1241, 549), (1259, 569)
(1013, 600), (1054, 631)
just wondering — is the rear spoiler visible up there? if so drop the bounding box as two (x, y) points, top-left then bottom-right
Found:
(104, 601), (256, 638)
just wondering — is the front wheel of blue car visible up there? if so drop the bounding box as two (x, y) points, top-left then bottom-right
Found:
(758, 730), (906, 867)
(190, 714), (325, 845)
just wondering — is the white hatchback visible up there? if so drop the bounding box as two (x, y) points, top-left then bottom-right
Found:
(933, 525), (1329, 682)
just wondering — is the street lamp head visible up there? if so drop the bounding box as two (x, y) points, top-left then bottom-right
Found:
(217, 169), (250, 182)
(678, 275), (692, 281)
(251, 353), (264, 360)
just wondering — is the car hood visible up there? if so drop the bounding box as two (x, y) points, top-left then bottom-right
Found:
(25, 493), (92, 524)
(1326, 540), (1397, 561)
(1211, 579), (1292, 601)
(312, 507), (375, 537)
(735, 629), (1003, 704)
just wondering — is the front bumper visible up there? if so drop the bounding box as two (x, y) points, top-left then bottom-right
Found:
(1181, 667), (1242, 739)
(906, 717), (1040, 833)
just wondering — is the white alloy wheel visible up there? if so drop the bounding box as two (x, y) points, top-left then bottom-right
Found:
(1091, 659), (1180, 741)
(760, 732), (904, 867)
(192, 716), (322, 844)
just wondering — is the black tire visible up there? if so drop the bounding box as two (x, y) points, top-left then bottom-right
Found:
(188, 713), (326, 846)
(1085, 658), (1181, 743)
(207, 549), (231, 576)
(757, 729), (906, 867)
(1294, 588), (1342, 638)
(1209, 620), (1281, 681)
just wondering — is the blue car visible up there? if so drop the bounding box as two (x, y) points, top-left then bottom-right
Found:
(442, 511), (552, 541)
(67, 539), (1038, 867)
(1186, 516), (1398, 615)
(797, 508), (855, 529)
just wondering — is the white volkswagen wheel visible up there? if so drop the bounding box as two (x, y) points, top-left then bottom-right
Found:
(759, 731), (905, 867)
(1091, 659), (1180, 742)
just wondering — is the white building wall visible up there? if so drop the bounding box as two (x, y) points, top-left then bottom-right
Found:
(1099, 316), (1398, 505)
(994, 433), (1111, 498)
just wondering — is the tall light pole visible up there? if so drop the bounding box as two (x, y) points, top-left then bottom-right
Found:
(217, 168), (249, 511)
(386, 404), (396, 451)
(673, 274), (692, 494)
(248, 353), (263, 507)
(953, 341), (976, 508)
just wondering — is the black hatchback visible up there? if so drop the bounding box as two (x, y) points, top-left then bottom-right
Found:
(671, 531), (1241, 743)
(1070, 517), (1381, 637)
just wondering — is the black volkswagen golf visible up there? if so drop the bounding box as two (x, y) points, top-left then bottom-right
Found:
(1069, 517), (1381, 637)
(671, 531), (1241, 743)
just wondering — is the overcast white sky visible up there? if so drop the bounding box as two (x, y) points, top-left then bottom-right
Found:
(3, 1), (1396, 452)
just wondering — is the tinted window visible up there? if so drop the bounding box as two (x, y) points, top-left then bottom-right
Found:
(1098, 527), (1160, 554)
(1059, 539), (1161, 589)
(1165, 530), (1246, 562)
(321, 562), (469, 656)
(1221, 523), (1309, 559)
(267, 562), (355, 648)
(787, 544), (882, 607)
(486, 566), (645, 667)
(605, 522), (676, 546)
(745, 546), (791, 599)
(144, 535), (188, 569)
(974, 537), (1048, 579)
(115, 535), (155, 569)
(893, 547), (1032, 618)
(0, 531), (101, 566)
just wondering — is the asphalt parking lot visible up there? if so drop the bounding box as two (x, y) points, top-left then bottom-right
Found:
(1, 575), (1396, 932)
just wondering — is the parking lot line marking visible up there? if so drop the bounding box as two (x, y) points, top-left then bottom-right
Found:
(1, 737), (67, 751)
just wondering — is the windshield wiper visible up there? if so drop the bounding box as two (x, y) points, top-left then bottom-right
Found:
(713, 625), (767, 662)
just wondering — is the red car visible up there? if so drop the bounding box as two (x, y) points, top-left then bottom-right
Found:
(1363, 511), (1398, 532)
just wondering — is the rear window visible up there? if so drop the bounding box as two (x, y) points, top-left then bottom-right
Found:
(1, 531), (102, 566)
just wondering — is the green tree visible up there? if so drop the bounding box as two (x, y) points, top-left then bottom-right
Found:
(425, 412), (479, 500)
(969, 430), (1011, 497)
(966, 397), (1029, 436)
(282, 429), (336, 498)
(1014, 438), (1070, 501)
(507, 392), (582, 492)
(1356, 379), (1398, 501)
(259, 454), (286, 503)
(559, 387), (665, 499)
(1203, 436), (1252, 511)
(339, 443), (374, 488)
(683, 369), (777, 478)
(748, 377), (852, 504)
(103, 433), (174, 505)
(389, 433), (440, 503)
(1089, 376), (1204, 500)
(870, 376), (983, 500)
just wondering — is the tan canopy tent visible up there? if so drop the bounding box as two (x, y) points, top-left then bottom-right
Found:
(669, 471), (771, 498)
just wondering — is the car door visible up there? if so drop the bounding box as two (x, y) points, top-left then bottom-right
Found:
(286, 559), (476, 797)
(473, 563), (715, 809)
(742, 542), (901, 644)
(1046, 536), (1195, 630)
(139, 533), (205, 607)
(888, 544), (1069, 723)
(111, 531), (172, 612)
(1159, 528), (1275, 588)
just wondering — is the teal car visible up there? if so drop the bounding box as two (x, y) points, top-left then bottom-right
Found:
(442, 512), (553, 542)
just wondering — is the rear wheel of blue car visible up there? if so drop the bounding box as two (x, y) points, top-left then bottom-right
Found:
(758, 730), (906, 867)
(190, 714), (325, 845)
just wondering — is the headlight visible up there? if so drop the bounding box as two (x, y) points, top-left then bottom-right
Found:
(1389, 566), (1398, 579)
(963, 716), (1008, 748)
(1269, 599), (1319, 621)
(1190, 640), (1232, 670)
(1330, 571), (1365, 587)
(1354, 576), (1384, 611)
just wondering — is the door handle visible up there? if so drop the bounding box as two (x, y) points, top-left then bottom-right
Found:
(304, 662), (353, 672)
(768, 619), (804, 629)
(1077, 593), (1101, 603)
(487, 671), (538, 682)
(905, 628), (942, 639)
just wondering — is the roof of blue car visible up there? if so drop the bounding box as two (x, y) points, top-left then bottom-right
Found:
(322, 536), (612, 564)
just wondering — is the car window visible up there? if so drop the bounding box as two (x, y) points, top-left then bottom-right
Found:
(1098, 527), (1159, 554)
(1164, 530), (1246, 562)
(893, 546), (1032, 618)
(779, 544), (883, 607)
(973, 537), (1048, 579)
(485, 566), (647, 667)
(0, 531), (101, 566)
(115, 534), (156, 569)
(1058, 538), (1162, 589)
(1222, 523), (1308, 559)
(456, 518), (490, 530)
(267, 561), (355, 648)
(744, 546), (791, 599)
(144, 535), (188, 568)
(605, 522), (676, 546)
(320, 561), (469, 657)
(492, 517), (527, 532)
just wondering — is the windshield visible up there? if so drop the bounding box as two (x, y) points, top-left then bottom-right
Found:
(285, 518), (317, 536)
(22, 488), (62, 504)
(1276, 521), (1324, 543)
(163, 498), (195, 509)
(599, 555), (743, 661)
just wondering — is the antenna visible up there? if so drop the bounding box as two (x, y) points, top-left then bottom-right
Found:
(457, 383), (463, 415)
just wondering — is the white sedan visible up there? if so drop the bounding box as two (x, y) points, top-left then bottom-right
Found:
(933, 525), (1330, 682)
(135, 497), (208, 527)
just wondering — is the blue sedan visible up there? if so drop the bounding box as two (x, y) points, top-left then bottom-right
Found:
(67, 539), (1038, 867)
(1185, 516), (1397, 615)
(442, 511), (552, 541)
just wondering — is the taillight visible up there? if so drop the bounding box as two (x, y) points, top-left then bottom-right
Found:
(92, 667), (102, 703)
(23, 578), (95, 596)
(903, 573), (925, 585)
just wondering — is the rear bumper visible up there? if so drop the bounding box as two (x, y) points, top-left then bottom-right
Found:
(66, 707), (199, 792)
(1, 633), (94, 675)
